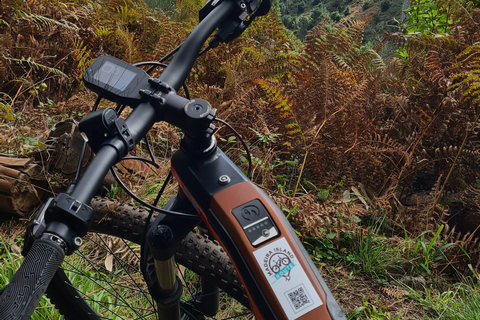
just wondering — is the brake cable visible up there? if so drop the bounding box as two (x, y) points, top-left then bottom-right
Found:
(214, 118), (253, 179)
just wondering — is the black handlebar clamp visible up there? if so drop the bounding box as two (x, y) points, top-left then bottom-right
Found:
(200, 0), (271, 44)
(79, 108), (135, 159)
(24, 194), (94, 255)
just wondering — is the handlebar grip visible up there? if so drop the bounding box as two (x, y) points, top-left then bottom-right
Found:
(0, 238), (65, 320)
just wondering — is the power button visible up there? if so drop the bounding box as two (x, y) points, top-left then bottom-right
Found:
(232, 199), (279, 246)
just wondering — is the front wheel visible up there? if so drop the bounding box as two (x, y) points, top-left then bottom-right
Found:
(44, 197), (252, 319)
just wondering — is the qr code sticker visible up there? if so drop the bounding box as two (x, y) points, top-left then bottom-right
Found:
(285, 285), (313, 312)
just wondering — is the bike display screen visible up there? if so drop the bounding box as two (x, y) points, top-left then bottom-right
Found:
(93, 61), (137, 91)
(83, 55), (151, 106)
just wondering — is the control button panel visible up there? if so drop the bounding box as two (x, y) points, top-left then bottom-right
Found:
(232, 199), (279, 246)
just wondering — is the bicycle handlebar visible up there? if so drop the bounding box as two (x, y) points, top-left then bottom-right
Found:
(1, 3), (246, 316)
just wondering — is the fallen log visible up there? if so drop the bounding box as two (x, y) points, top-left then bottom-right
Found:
(0, 119), (91, 219)
(0, 156), (46, 218)
(0, 118), (164, 219)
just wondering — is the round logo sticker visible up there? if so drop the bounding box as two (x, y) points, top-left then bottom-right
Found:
(263, 248), (295, 281)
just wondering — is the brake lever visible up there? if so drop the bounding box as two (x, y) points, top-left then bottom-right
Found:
(199, 0), (271, 44)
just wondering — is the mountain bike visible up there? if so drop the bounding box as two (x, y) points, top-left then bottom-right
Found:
(0, 0), (346, 319)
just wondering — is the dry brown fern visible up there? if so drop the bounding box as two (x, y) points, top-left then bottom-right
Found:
(256, 18), (394, 194)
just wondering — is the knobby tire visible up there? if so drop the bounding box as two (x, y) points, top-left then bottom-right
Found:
(43, 197), (250, 320)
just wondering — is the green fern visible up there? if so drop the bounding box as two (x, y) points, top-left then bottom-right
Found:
(93, 25), (114, 38)
(5, 56), (68, 79)
(305, 19), (385, 74)
(115, 5), (139, 25)
(115, 25), (137, 63)
(255, 78), (309, 195)
(72, 38), (92, 74)
(450, 43), (480, 106)
(255, 79), (305, 141)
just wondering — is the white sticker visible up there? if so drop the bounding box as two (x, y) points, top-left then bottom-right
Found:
(253, 237), (323, 319)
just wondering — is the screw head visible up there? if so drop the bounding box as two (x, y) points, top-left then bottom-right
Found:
(218, 175), (231, 185)
(74, 237), (83, 247)
(51, 235), (62, 244)
(155, 225), (173, 242)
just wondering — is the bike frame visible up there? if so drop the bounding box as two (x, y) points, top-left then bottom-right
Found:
(166, 143), (345, 319)
(0, 0), (346, 319)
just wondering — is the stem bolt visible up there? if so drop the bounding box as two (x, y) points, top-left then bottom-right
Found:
(218, 175), (231, 185)
(74, 237), (83, 247)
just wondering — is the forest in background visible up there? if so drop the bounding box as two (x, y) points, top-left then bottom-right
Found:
(147, 0), (407, 51)
(1, 0), (480, 318)
(277, 0), (404, 46)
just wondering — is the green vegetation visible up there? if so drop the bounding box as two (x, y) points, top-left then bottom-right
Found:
(0, 231), (250, 319)
(278, 0), (404, 50)
(413, 277), (480, 319)
(349, 299), (402, 320)
(402, 0), (477, 34)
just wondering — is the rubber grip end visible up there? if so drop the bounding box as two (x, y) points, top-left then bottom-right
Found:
(0, 238), (65, 320)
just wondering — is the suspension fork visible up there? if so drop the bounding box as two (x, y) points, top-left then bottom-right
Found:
(144, 189), (221, 319)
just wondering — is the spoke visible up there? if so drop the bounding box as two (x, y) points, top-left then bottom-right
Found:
(79, 242), (151, 318)
(67, 279), (157, 319)
(83, 234), (142, 273)
(60, 269), (151, 319)
(61, 260), (152, 319)
(62, 234), (155, 319)
(90, 234), (153, 307)
(176, 263), (208, 318)
(67, 250), (148, 294)
(59, 231), (251, 319)
(61, 263), (148, 293)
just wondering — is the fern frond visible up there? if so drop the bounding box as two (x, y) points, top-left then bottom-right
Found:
(255, 79), (305, 144)
(93, 25), (114, 38)
(72, 38), (92, 74)
(19, 12), (75, 32)
(6, 56), (69, 79)
(115, 25), (137, 63)
(368, 49), (387, 70)
(174, 0), (204, 29)
(462, 83), (480, 103)
(304, 18), (384, 75)
(449, 43), (480, 107)
(115, 5), (139, 25)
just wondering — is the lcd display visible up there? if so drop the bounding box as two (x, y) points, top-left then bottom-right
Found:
(93, 61), (136, 91)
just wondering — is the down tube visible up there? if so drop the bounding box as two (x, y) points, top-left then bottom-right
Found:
(170, 148), (345, 320)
